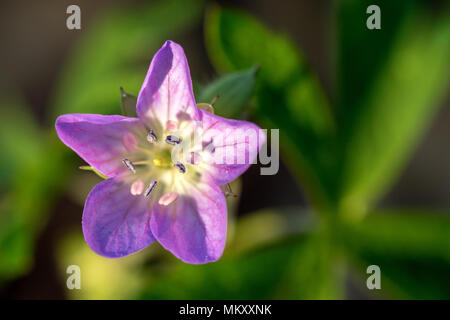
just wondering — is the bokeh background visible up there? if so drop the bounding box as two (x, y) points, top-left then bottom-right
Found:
(0, 0), (449, 299)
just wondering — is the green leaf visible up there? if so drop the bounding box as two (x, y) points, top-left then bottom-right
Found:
(136, 208), (342, 299)
(338, 8), (450, 218)
(204, 6), (336, 208)
(51, 0), (204, 119)
(343, 209), (450, 299)
(198, 66), (258, 118)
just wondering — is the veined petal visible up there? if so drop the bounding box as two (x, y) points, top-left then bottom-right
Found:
(56, 113), (146, 177)
(136, 40), (199, 132)
(150, 182), (227, 264)
(82, 176), (156, 258)
(198, 109), (266, 185)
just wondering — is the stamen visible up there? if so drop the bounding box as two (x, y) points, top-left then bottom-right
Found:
(147, 129), (157, 143)
(122, 158), (136, 174)
(202, 139), (215, 153)
(158, 192), (178, 206)
(144, 180), (158, 197)
(165, 135), (181, 145)
(174, 162), (186, 174)
(130, 180), (145, 195)
(166, 120), (178, 132)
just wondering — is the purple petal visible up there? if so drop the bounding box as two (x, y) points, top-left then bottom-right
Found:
(56, 113), (146, 177)
(82, 176), (155, 258)
(199, 109), (266, 185)
(136, 40), (199, 131)
(150, 182), (227, 264)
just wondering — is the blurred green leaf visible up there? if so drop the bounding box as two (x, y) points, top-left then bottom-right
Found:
(281, 231), (344, 299)
(0, 133), (73, 284)
(205, 6), (336, 208)
(137, 207), (343, 299)
(0, 95), (42, 190)
(228, 206), (314, 255)
(58, 231), (148, 300)
(198, 66), (258, 118)
(337, 0), (418, 116)
(337, 8), (450, 218)
(51, 0), (204, 118)
(138, 238), (303, 299)
(205, 6), (301, 85)
(343, 209), (450, 299)
(0, 94), (73, 285)
(139, 235), (343, 299)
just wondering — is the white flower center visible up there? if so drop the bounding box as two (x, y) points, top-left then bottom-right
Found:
(122, 119), (205, 205)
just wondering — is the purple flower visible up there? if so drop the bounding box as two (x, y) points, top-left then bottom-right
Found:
(55, 40), (265, 264)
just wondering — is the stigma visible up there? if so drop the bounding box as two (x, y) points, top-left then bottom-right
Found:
(147, 129), (157, 143)
(165, 135), (181, 145)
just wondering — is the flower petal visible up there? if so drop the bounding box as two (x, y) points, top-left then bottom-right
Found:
(56, 113), (146, 177)
(82, 176), (155, 258)
(136, 40), (199, 132)
(150, 182), (227, 264)
(198, 109), (266, 185)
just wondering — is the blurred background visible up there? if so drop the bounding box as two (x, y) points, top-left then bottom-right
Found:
(0, 0), (449, 299)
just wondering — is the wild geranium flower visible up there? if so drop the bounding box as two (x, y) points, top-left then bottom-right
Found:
(56, 41), (265, 264)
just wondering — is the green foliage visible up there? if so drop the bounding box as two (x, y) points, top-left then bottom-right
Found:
(0, 96), (42, 190)
(0, 95), (72, 284)
(205, 6), (336, 208)
(198, 66), (258, 118)
(0, 0), (205, 288)
(0, 133), (73, 284)
(51, 0), (204, 118)
(137, 208), (343, 299)
(204, 2), (450, 299)
(343, 210), (450, 299)
(139, 238), (303, 299)
(1, 0), (449, 300)
(337, 0), (416, 113)
(337, 3), (450, 217)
